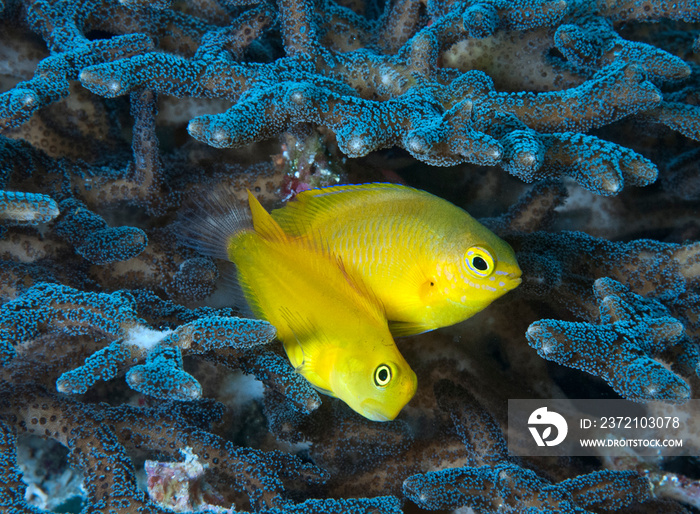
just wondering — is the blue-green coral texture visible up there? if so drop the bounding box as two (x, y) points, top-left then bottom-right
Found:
(1, 0), (700, 512)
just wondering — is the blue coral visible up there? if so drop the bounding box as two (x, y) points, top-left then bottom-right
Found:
(259, 496), (402, 513)
(0, 34), (154, 130)
(0, 191), (59, 225)
(526, 278), (696, 402)
(54, 199), (148, 264)
(0, 283), (293, 407)
(403, 465), (650, 512)
(0, 282), (140, 347)
(1, 0), (700, 511)
(54, 0), (692, 195)
(127, 345), (202, 400)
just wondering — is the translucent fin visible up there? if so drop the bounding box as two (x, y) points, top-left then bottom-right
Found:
(246, 189), (287, 243)
(388, 320), (434, 337)
(215, 260), (254, 318)
(178, 186), (252, 261)
(279, 306), (328, 360)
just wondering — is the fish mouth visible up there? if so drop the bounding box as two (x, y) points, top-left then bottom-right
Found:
(365, 410), (391, 422)
(505, 276), (522, 291)
(498, 269), (522, 291)
(488, 270), (521, 292)
(360, 400), (396, 422)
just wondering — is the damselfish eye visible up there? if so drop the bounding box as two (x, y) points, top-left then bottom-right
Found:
(374, 364), (392, 387)
(465, 246), (495, 277)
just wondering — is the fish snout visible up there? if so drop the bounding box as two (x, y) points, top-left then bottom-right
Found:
(361, 396), (412, 422)
(361, 377), (416, 422)
(505, 274), (522, 291)
(364, 409), (392, 422)
(493, 268), (522, 292)
(498, 264), (522, 291)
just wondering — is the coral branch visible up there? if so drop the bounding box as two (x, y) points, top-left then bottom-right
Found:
(527, 278), (696, 403)
(0, 191), (58, 225)
(2, 0), (700, 510)
(403, 464), (651, 512)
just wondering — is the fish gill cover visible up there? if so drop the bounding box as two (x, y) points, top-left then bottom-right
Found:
(0, 0), (700, 512)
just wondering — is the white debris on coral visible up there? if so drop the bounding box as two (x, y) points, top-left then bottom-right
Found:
(145, 447), (233, 513)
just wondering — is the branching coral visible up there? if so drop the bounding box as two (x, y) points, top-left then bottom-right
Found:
(0, 282), (334, 511)
(58, 0), (699, 198)
(485, 179), (700, 403)
(0, 281), (327, 413)
(508, 229), (700, 319)
(401, 379), (654, 513)
(0, 190), (58, 225)
(526, 277), (698, 403)
(0, 383), (328, 512)
(404, 465), (651, 512)
(2, 0), (694, 196)
(1, 0), (700, 511)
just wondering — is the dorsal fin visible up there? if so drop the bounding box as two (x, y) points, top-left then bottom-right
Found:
(247, 190), (288, 243)
(271, 183), (420, 235)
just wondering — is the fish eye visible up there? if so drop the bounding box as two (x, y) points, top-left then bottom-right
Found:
(465, 246), (495, 278)
(374, 364), (392, 387)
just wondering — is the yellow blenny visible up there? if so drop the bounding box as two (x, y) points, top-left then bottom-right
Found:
(186, 189), (416, 421)
(272, 183), (522, 336)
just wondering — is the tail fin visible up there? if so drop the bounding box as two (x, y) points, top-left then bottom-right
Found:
(178, 186), (254, 314)
(178, 186), (252, 261)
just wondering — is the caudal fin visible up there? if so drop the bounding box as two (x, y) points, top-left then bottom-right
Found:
(178, 186), (253, 260)
(177, 186), (255, 314)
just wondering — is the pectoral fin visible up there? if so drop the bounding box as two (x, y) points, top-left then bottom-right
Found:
(279, 307), (334, 393)
(388, 319), (435, 337)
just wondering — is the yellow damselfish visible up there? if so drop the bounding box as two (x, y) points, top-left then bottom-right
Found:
(272, 183), (522, 336)
(189, 189), (417, 421)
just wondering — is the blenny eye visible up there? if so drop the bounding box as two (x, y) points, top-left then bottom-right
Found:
(465, 246), (495, 277)
(374, 364), (392, 387)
